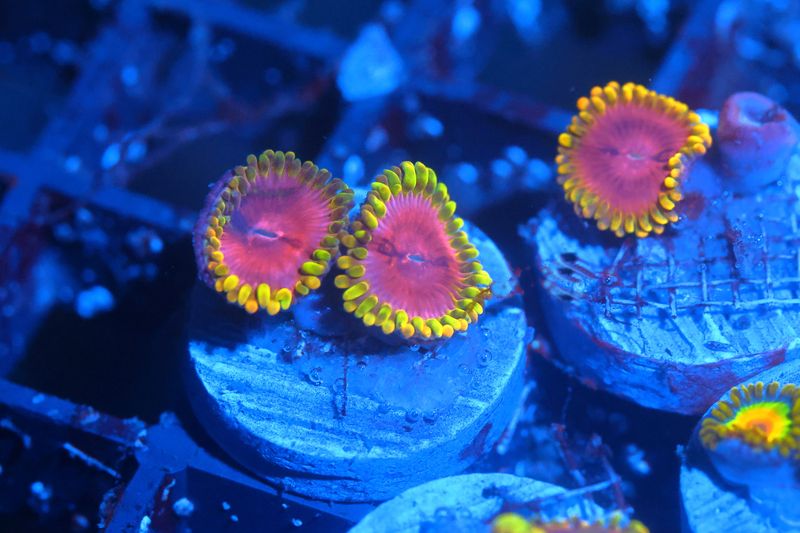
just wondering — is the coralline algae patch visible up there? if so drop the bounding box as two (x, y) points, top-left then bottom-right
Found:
(184, 214), (526, 502)
(681, 357), (800, 533)
(524, 92), (800, 414)
(717, 91), (800, 192)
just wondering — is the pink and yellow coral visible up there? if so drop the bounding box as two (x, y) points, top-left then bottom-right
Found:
(556, 81), (712, 237)
(193, 150), (353, 314)
(491, 512), (649, 533)
(335, 161), (492, 340)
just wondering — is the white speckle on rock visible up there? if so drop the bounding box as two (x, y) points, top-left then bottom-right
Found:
(30, 481), (52, 501)
(172, 497), (195, 517)
(337, 25), (404, 101)
(75, 285), (115, 319)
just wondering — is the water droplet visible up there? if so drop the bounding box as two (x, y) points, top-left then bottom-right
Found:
(478, 351), (492, 367)
(101, 143), (121, 169)
(458, 363), (469, 373)
(120, 64), (139, 86)
(491, 158), (513, 179)
(291, 518), (303, 527)
(454, 162), (478, 184)
(343, 154), (364, 182)
(504, 145), (527, 165)
(307, 367), (323, 386)
(456, 506), (474, 519)
(356, 360), (367, 370)
(365, 126), (388, 152)
(434, 507), (453, 520)
(405, 408), (420, 423)
(413, 114), (444, 138)
(732, 315), (751, 330)
(64, 155), (81, 173)
(451, 4), (481, 42)
(126, 140), (147, 162)
(423, 410), (439, 424)
(337, 25), (404, 101)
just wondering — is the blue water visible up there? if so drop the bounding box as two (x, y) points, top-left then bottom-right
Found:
(1, 0), (799, 531)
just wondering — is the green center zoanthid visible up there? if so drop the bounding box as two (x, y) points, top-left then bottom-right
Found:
(726, 401), (792, 443)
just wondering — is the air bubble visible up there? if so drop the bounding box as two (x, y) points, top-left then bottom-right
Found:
(504, 145), (528, 165)
(307, 367), (323, 386)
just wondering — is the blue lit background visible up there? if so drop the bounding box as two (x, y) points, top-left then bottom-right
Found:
(1, 0), (799, 531)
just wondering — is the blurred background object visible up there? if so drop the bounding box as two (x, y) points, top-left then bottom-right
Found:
(2, 0), (799, 531)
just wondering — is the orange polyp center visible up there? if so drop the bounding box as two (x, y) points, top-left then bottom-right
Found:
(362, 193), (463, 318)
(726, 402), (791, 442)
(573, 104), (690, 215)
(220, 174), (330, 290)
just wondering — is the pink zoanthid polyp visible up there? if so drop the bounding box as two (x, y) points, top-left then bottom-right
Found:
(193, 150), (353, 314)
(335, 161), (492, 341)
(556, 81), (712, 237)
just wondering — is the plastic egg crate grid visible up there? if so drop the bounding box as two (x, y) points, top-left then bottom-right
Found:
(0, 0), (797, 530)
(546, 207), (800, 318)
